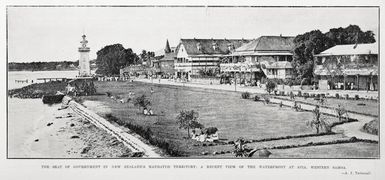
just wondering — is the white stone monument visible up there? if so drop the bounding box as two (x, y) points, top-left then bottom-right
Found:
(78, 34), (91, 76)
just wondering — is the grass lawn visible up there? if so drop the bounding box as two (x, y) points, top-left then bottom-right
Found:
(278, 96), (379, 116)
(269, 142), (379, 158)
(202, 142), (379, 158)
(82, 81), (378, 158)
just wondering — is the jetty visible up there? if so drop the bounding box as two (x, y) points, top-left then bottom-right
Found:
(36, 77), (70, 83)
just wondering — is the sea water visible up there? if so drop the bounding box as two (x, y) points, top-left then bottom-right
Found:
(8, 70), (80, 90)
(7, 70), (77, 157)
(7, 98), (60, 158)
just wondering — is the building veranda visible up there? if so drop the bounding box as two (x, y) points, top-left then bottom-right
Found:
(174, 38), (250, 81)
(313, 43), (378, 91)
(220, 35), (295, 86)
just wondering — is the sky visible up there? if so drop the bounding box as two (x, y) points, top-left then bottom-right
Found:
(7, 6), (379, 63)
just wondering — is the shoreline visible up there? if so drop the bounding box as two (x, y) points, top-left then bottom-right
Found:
(8, 98), (133, 158)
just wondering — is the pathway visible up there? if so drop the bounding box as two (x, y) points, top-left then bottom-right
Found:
(136, 78), (378, 99)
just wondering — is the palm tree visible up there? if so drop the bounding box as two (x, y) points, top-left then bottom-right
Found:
(335, 104), (349, 122)
(307, 105), (331, 134)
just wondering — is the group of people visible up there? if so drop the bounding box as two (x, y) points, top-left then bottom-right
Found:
(191, 129), (219, 142)
(143, 108), (154, 116)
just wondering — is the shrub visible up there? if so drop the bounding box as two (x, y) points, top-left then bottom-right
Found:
(335, 104), (349, 122)
(241, 92), (251, 99)
(293, 101), (301, 112)
(265, 80), (277, 94)
(289, 91), (295, 100)
(134, 94), (151, 111)
(297, 91), (302, 97)
(254, 95), (260, 101)
(355, 95), (360, 100)
(203, 127), (218, 135)
(362, 119), (378, 135)
(335, 93), (340, 99)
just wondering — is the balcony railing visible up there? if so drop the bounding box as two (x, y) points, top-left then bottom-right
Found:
(220, 62), (261, 72)
(175, 63), (193, 67)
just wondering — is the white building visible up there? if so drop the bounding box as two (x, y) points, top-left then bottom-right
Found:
(313, 43), (378, 91)
(174, 38), (250, 80)
(220, 36), (295, 85)
(78, 34), (91, 76)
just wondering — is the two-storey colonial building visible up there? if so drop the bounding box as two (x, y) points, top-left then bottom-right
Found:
(220, 36), (295, 85)
(313, 43), (378, 91)
(174, 38), (250, 80)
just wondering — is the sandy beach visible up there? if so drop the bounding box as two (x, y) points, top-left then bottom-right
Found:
(8, 98), (132, 158)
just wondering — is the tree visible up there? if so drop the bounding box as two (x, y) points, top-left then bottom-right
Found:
(139, 50), (155, 62)
(139, 50), (155, 66)
(335, 104), (349, 122)
(292, 30), (332, 79)
(176, 110), (202, 138)
(326, 25), (376, 45)
(95, 44), (138, 76)
(292, 25), (376, 79)
(265, 80), (276, 94)
(133, 94), (151, 111)
(307, 106), (331, 134)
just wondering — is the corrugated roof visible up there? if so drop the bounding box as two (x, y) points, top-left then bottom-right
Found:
(227, 51), (293, 56)
(177, 39), (250, 56)
(315, 43), (378, 56)
(235, 36), (295, 52)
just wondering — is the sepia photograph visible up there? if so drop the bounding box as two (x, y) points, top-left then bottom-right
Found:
(7, 6), (379, 159)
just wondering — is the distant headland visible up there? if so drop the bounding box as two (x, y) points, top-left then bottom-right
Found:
(8, 60), (96, 72)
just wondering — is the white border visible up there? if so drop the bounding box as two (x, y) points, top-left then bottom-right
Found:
(1, 1), (384, 180)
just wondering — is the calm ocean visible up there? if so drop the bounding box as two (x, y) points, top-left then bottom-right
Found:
(8, 70), (80, 90)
